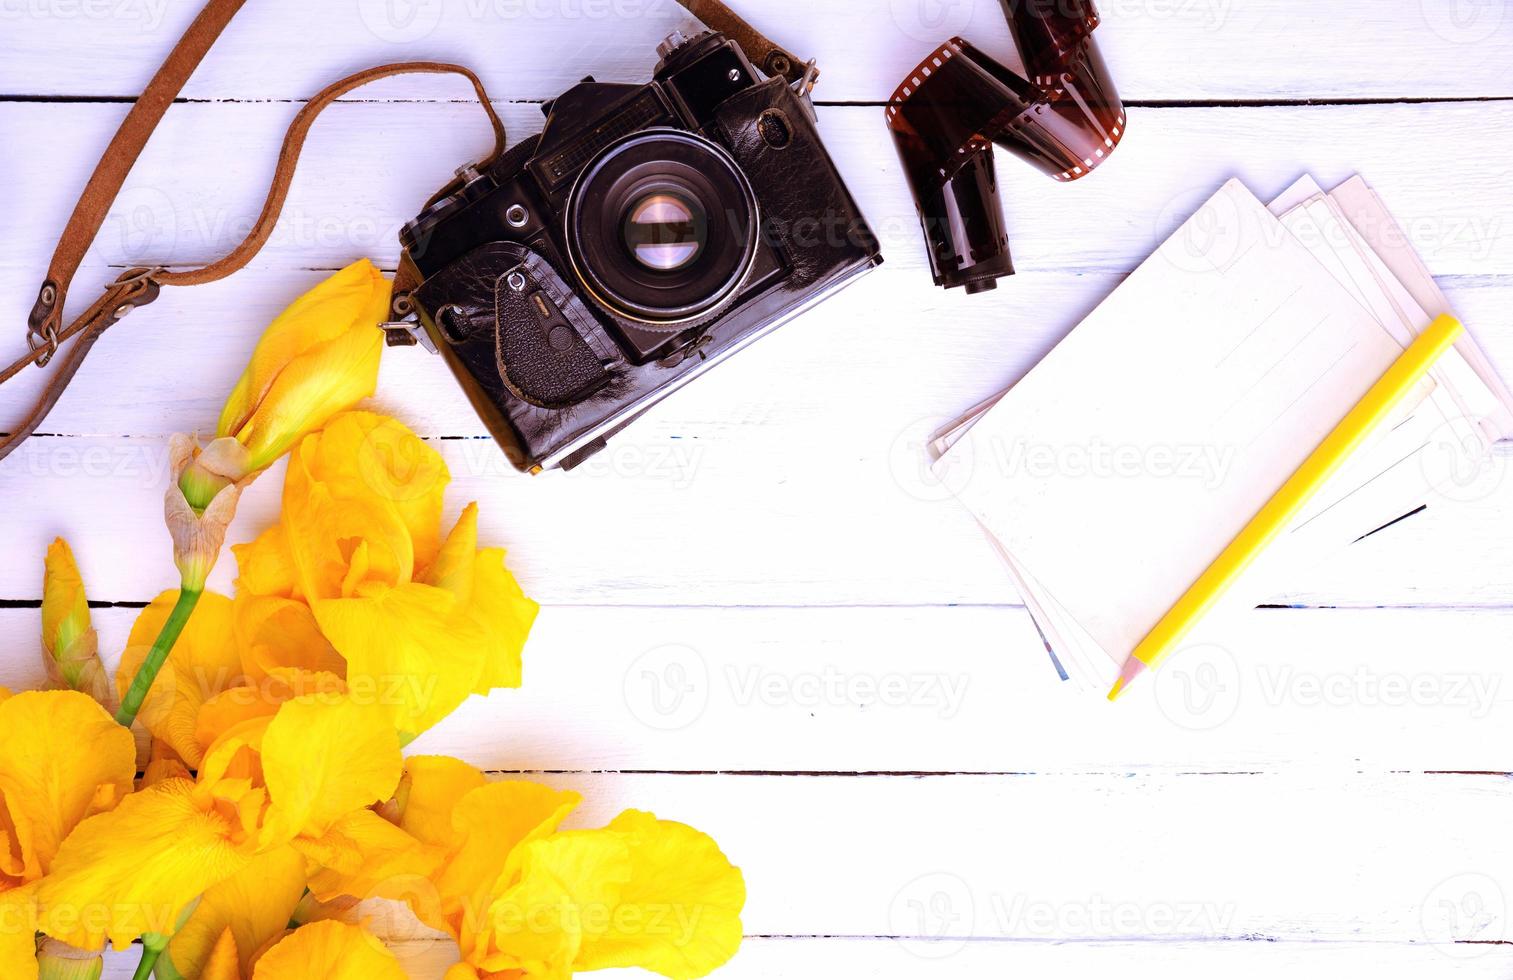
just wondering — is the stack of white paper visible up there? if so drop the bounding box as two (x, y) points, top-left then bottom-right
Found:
(930, 176), (1513, 691)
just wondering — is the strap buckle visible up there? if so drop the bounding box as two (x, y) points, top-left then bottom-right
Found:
(380, 290), (438, 353)
(27, 281), (61, 367)
(794, 59), (820, 95)
(26, 326), (59, 367)
(24, 267), (164, 369)
(107, 266), (166, 320)
(381, 315), (438, 354)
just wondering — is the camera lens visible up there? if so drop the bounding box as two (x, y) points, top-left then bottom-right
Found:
(623, 190), (706, 272)
(566, 129), (759, 326)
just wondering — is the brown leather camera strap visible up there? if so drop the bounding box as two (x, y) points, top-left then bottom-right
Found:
(1, 1), (506, 461)
(2, 0), (801, 462)
(679, 0), (812, 84)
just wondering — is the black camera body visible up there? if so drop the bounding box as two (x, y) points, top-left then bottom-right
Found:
(392, 31), (882, 472)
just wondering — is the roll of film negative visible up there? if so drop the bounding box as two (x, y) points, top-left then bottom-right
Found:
(886, 1), (1125, 293)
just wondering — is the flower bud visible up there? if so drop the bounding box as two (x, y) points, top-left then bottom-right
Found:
(36, 938), (102, 980)
(166, 435), (252, 592)
(163, 259), (387, 592)
(41, 539), (111, 708)
(215, 258), (389, 474)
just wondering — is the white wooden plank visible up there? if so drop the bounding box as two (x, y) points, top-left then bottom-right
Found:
(97, 936), (1513, 979)
(341, 606), (1513, 775)
(0, 422), (1509, 607)
(3, 267), (1510, 445)
(4, 101), (1510, 285)
(49, 771), (1513, 947)
(485, 771), (1513, 943)
(6, 605), (1513, 774)
(194, 770), (1513, 942)
(5, 0), (1511, 103)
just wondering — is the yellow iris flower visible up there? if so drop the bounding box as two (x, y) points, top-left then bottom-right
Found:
(0, 692), (135, 889)
(118, 669), (435, 980)
(34, 693), (415, 952)
(232, 412), (538, 740)
(0, 691), (136, 979)
(388, 758), (746, 980)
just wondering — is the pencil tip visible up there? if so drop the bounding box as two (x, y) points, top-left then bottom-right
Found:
(1107, 660), (1145, 701)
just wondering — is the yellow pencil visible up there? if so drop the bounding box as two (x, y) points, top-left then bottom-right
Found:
(1108, 314), (1465, 702)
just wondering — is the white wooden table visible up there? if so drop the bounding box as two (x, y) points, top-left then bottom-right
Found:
(4, 2), (1513, 976)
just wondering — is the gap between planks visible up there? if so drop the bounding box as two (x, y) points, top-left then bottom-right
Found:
(476, 769), (1513, 779)
(7, 95), (1513, 107)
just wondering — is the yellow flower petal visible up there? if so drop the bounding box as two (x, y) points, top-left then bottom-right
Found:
(232, 524), (302, 601)
(250, 921), (405, 980)
(238, 325), (385, 473)
(432, 782), (581, 943)
(0, 884), (39, 980)
(421, 503), (479, 596)
(309, 582), (486, 740)
(219, 259), (390, 471)
(394, 757), (487, 849)
(420, 505), (537, 695)
(116, 591), (241, 769)
(195, 669), (345, 754)
(574, 811), (746, 980)
(240, 415), (533, 739)
(297, 808), (442, 905)
(37, 779), (249, 950)
(477, 830), (631, 975)
(200, 927), (242, 980)
(164, 845), (307, 980)
(141, 742), (192, 789)
(465, 547), (536, 693)
(233, 593), (345, 681)
(0, 691), (135, 883)
(287, 482), (413, 601)
(284, 412), (450, 590)
(195, 718), (269, 801)
(261, 695), (402, 842)
(218, 261), (380, 437)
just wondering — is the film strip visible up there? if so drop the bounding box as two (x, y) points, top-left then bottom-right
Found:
(885, 2), (1125, 292)
(1002, 0), (1102, 83)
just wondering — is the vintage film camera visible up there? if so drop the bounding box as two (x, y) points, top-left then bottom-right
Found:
(387, 30), (883, 472)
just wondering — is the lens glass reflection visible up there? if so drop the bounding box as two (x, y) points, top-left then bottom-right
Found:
(623, 191), (706, 271)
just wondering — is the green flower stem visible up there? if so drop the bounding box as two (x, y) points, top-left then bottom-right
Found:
(114, 588), (202, 728)
(129, 934), (167, 980)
